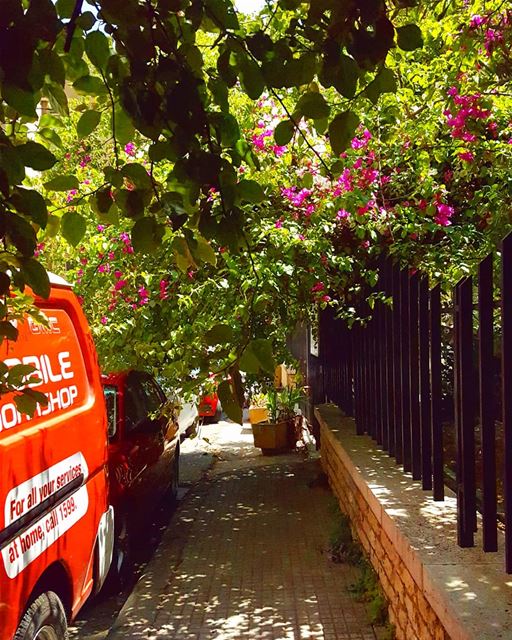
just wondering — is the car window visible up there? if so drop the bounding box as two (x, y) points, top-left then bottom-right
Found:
(125, 373), (147, 433)
(103, 385), (118, 439)
(140, 375), (164, 415)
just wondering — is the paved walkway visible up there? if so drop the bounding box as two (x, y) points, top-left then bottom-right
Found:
(108, 423), (377, 640)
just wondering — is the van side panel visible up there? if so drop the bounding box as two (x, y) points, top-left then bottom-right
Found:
(0, 288), (108, 640)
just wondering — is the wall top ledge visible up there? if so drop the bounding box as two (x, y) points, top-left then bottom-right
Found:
(315, 403), (512, 640)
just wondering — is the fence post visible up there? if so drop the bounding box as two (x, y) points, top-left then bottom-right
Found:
(430, 284), (444, 501)
(478, 254), (497, 552)
(386, 260), (395, 456)
(409, 272), (422, 480)
(419, 276), (432, 490)
(393, 264), (403, 464)
(455, 277), (476, 548)
(401, 268), (412, 472)
(501, 232), (512, 571)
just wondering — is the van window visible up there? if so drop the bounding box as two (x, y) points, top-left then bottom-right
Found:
(103, 385), (118, 439)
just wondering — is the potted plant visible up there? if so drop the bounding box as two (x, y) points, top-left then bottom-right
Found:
(278, 384), (306, 449)
(251, 389), (289, 454)
(248, 392), (269, 425)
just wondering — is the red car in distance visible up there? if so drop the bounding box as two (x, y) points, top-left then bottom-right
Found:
(102, 370), (180, 581)
(198, 392), (221, 422)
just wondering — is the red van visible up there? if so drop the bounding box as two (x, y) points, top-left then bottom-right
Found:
(0, 274), (114, 640)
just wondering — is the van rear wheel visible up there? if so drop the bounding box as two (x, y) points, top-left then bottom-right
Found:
(14, 591), (68, 640)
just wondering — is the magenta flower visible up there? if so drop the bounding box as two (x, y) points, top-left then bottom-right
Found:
(458, 151), (474, 163)
(336, 209), (350, 220)
(434, 203), (454, 226)
(124, 142), (136, 156)
(100, 316), (108, 325)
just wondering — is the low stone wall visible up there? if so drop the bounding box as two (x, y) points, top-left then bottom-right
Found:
(316, 404), (512, 640)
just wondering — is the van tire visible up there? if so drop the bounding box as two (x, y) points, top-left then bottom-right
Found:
(14, 591), (68, 640)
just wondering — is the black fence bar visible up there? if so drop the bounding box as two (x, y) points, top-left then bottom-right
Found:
(455, 277), (476, 548)
(501, 232), (512, 572)
(430, 284), (444, 501)
(381, 262), (390, 452)
(419, 276), (432, 491)
(386, 261), (395, 456)
(479, 254), (497, 552)
(409, 272), (422, 481)
(400, 268), (412, 472)
(393, 264), (403, 464)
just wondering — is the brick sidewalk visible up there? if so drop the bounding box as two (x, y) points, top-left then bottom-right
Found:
(108, 427), (377, 640)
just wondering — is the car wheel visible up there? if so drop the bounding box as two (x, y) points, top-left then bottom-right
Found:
(169, 447), (180, 503)
(14, 591), (68, 640)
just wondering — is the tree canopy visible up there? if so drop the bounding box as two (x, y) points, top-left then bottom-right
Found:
(1, 0), (512, 418)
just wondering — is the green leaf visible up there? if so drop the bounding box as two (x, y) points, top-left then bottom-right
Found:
(77, 109), (102, 139)
(2, 85), (37, 118)
(274, 120), (294, 146)
(61, 211), (86, 247)
(131, 217), (165, 253)
(7, 214), (37, 256)
(0, 321), (19, 341)
(296, 92), (330, 120)
(239, 60), (265, 100)
(237, 179), (265, 204)
(204, 0), (239, 30)
(250, 338), (275, 374)
(17, 141), (57, 171)
(22, 258), (50, 298)
(365, 68), (397, 104)
(239, 346), (260, 374)
(85, 30), (111, 70)
(205, 323), (234, 345)
(94, 187), (114, 214)
(396, 24), (423, 51)
(328, 111), (360, 156)
(172, 236), (196, 272)
(44, 82), (69, 116)
(114, 107), (135, 145)
(217, 380), (242, 424)
(193, 236), (217, 266)
(44, 174), (79, 191)
(73, 75), (107, 96)
(122, 163), (152, 190)
(333, 55), (359, 99)
(14, 390), (47, 417)
(10, 188), (48, 227)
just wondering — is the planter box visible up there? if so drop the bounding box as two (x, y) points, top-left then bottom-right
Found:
(251, 420), (289, 454)
(248, 406), (269, 425)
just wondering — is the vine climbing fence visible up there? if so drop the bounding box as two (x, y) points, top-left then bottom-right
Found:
(316, 232), (512, 574)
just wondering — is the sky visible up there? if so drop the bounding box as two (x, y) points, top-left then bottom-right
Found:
(234, 0), (266, 14)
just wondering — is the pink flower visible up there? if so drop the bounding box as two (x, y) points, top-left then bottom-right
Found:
(100, 316), (108, 325)
(459, 151), (474, 163)
(311, 282), (325, 293)
(124, 142), (136, 156)
(336, 209), (350, 220)
(435, 203), (454, 226)
(97, 224), (106, 232)
(114, 270), (123, 279)
(274, 219), (283, 229)
(114, 280), (127, 290)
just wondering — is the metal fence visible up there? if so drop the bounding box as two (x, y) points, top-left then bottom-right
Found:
(318, 232), (512, 573)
